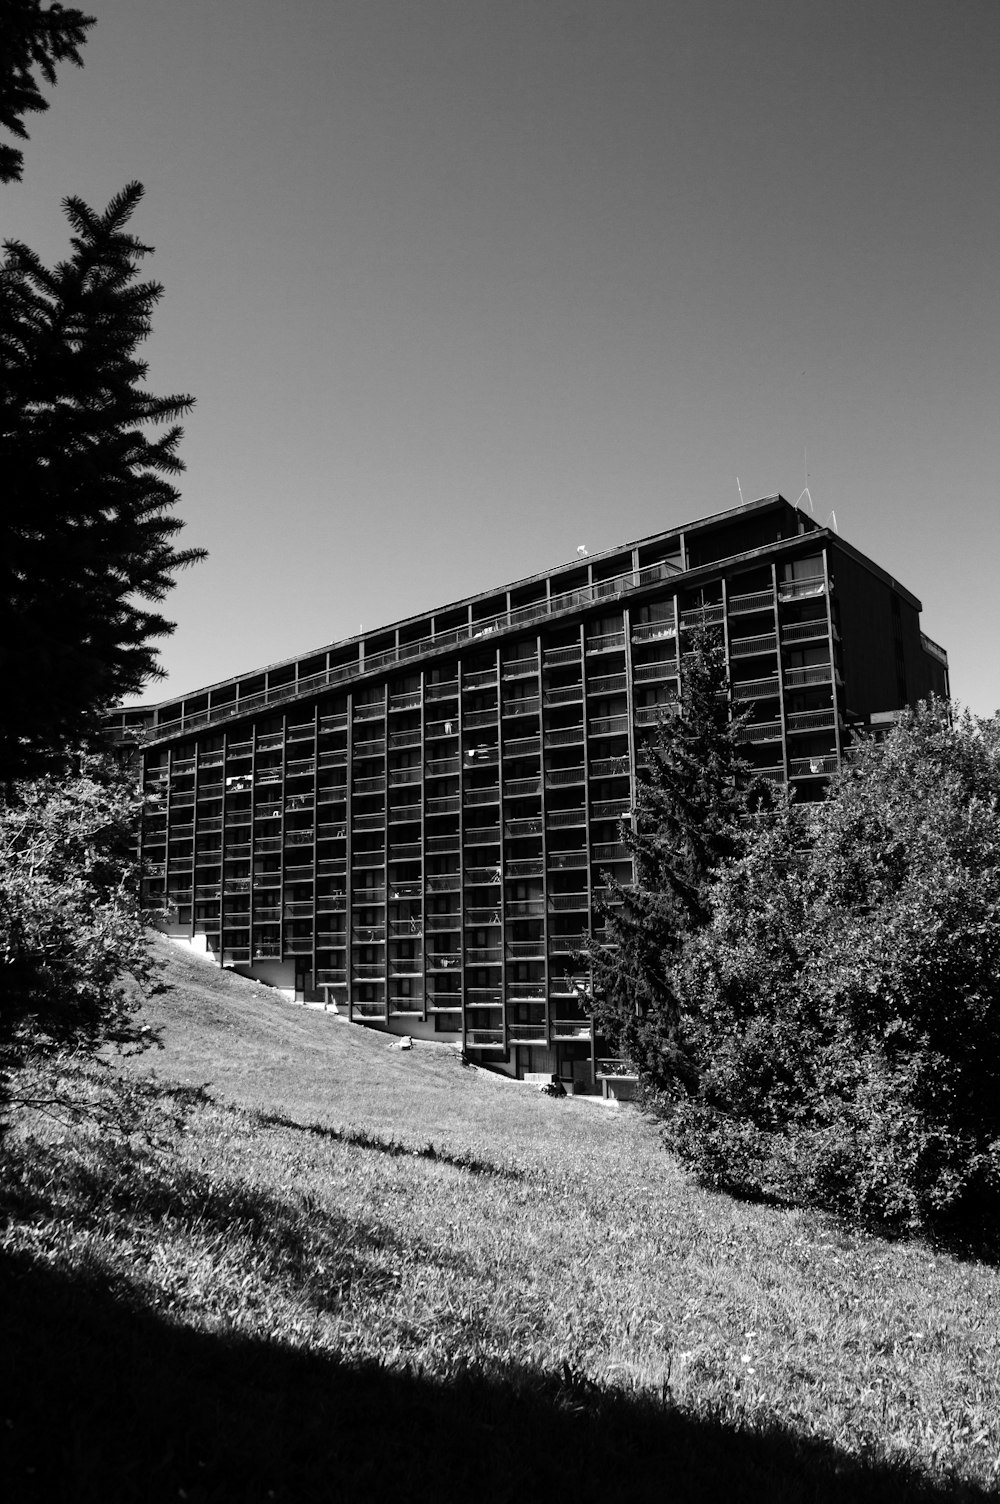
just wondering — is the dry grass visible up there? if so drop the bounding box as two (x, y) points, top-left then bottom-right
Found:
(1, 937), (999, 1502)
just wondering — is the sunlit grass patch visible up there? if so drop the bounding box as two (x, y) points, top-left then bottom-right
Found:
(2, 940), (999, 1501)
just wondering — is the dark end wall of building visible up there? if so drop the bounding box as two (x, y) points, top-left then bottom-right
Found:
(832, 547), (946, 720)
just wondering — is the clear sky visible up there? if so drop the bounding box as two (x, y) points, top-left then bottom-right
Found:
(7, 0), (1000, 713)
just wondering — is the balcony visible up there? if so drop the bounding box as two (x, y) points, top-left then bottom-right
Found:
(680, 604), (724, 627)
(543, 644), (581, 668)
(543, 683), (584, 707)
(546, 807), (586, 829)
(424, 679), (458, 701)
(738, 721), (783, 744)
(731, 676), (780, 700)
(353, 702), (385, 722)
(592, 842), (629, 862)
(507, 1023), (548, 1044)
(585, 631), (626, 654)
(503, 734), (540, 759)
(502, 695), (540, 717)
(728, 588), (775, 615)
(425, 912), (461, 932)
(504, 899), (544, 918)
(464, 707), (499, 730)
(505, 858), (544, 878)
(588, 715), (629, 738)
(505, 815), (542, 837)
(591, 797), (630, 820)
(465, 946), (502, 964)
(426, 794), (460, 815)
(548, 892), (589, 912)
(778, 575), (826, 602)
(790, 754), (838, 777)
(631, 619), (676, 644)
(632, 660), (676, 684)
(466, 825), (502, 847)
(507, 939), (546, 958)
(284, 937), (314, 955)
(544, 726), (585, 749)
(467, 1029), (505, 1049)
(590, 756), (630, 778)
(548, 850), (588, 869)
(388, 690), (421, 711)
(587, 673), (627, 697)
(545, 766), (585, 788)
(786, 709), (837, 733)
(781, 617), (829, 644)
(921, 632), (948, 666)
(730, 633), (778, 658)
(502, 776), (540, 798)
(783, 665), (833, 689)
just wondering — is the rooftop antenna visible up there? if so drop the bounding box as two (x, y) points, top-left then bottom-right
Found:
(736, 476), (745, 505)
(795, 446), (816, 514)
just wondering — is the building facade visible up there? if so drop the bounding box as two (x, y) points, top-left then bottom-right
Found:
(114, 496), (948, 1088)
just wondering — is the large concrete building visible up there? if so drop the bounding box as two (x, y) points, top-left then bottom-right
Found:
(113, 495), (948, 1089)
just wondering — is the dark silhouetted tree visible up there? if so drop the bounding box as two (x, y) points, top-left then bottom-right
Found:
(0, 0), (95, 183)
(586, 627), (759, 1096)
(1, 181), (204, 781)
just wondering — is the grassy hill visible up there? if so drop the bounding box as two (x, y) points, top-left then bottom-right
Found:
(1, 937), (999, 1502)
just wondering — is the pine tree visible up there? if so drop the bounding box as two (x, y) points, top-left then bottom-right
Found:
(586, 626), (757, 1096)
(0, 1), (95, 183)
(1, 182), (205, 781)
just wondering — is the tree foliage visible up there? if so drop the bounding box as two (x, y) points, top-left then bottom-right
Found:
(0, 0), (95, 183)
(0, 752), (157, 1112)
(669, 700), (1000, 1232)
(1, 181), (204, 781)
(586, 628), (761, 1093)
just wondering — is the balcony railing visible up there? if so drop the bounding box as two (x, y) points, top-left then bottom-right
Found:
(731, 676), (780, 700)
(790, 754), (839, 777)
(730, 633), (778, 658)
(502, 695), (540, 717)
(780, 617), (828, 643)
(738, 720), (783, 744)
(129, 561), (684, 746)
(783, 665), (832, 689)
(631, 619), (676, 643)
(920, 632), (948, 666)
(585, 631), (626, 654)
(728, 589), (775, 615)
(546, 807), (586, 828)
(543, 683), (584, 707)
(778, 575), (825, 601)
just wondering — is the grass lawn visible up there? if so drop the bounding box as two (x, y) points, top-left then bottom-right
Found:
(2, 937), (999, 1502)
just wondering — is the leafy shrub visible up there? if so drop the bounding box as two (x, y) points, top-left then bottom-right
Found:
(0, 753), (156, 1113)
(668, 701), (1000, 1232)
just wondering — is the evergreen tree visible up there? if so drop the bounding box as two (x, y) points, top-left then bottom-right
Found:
(1, 182), (205, 782)
(586, 626), (758, 1096)
(0, 0), (95, 183)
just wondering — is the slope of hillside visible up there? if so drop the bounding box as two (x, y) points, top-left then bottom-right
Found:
(2, 937), (999, 1502)
(132, 935), (624, 1160)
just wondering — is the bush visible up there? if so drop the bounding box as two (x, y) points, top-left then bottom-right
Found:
(0, 753), (157, 1114)
(668, 701), (1000, 1233)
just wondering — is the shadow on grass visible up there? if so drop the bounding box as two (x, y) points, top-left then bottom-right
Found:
(0, 1249), (987, 1504)
(252, 1107), (526, 1182)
